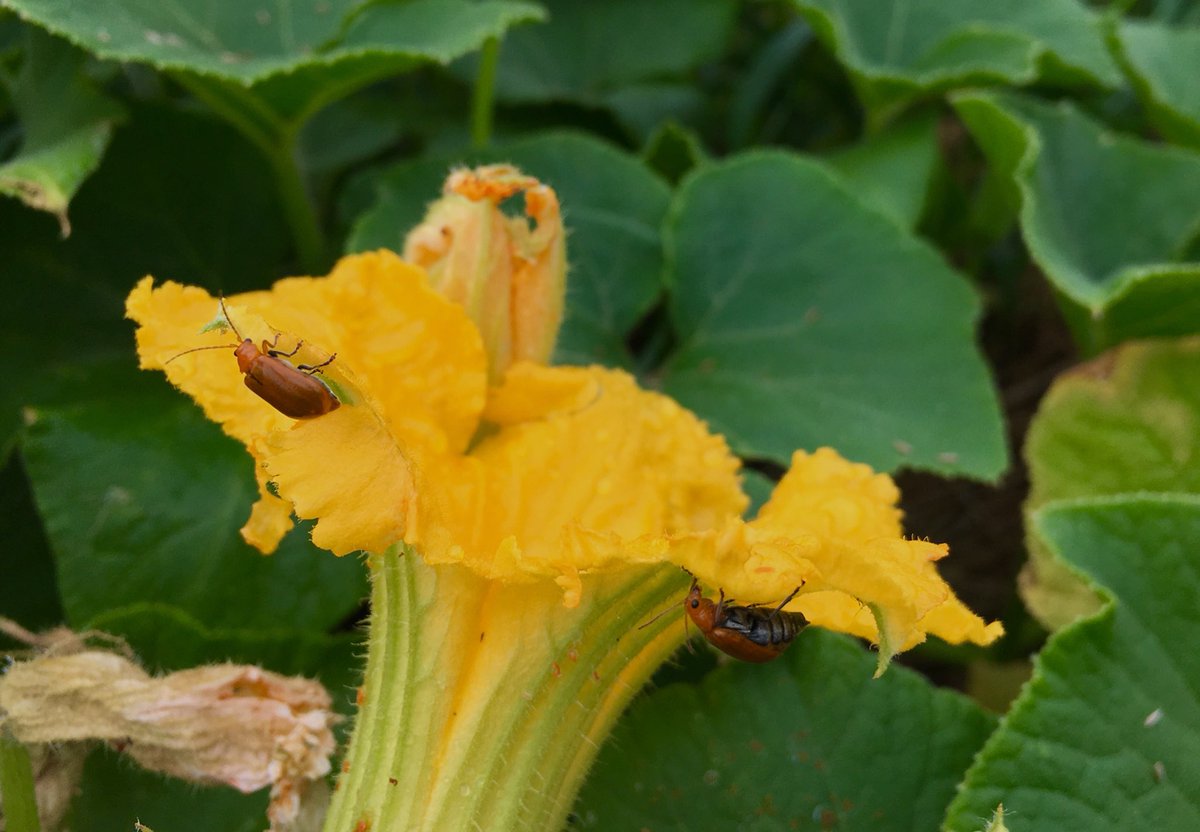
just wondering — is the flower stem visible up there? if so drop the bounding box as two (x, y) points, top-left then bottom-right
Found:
(322, 548), (688, 832)
(267, 140), (327, 273)
(0, 735), (41, 832)
(173, 74), (327, 273)
(471, 37), (501, 149)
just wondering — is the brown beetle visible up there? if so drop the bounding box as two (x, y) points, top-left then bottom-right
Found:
(683, 578), (808, 663)
(166, 297), (340, 419)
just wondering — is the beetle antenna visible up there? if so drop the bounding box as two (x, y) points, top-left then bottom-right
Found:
(218, 295), (244, 341)
(636, 600), (682, 631)
(164, 343), (238, 364)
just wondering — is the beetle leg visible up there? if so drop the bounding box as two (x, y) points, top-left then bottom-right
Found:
(772, 582), (805, 615)
(298, 353), (337, 375)
(267, 337), (304, 359)
(683, 614), (697, 655)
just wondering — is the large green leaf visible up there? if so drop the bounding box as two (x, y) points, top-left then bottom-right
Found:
(70, 752), (266, 832)
(1021, 337), (1200, 629)
(347, 132), (671, 368)
(659, 151), (1006, 479)
(474, 0), (736, 106)
(0, 28), (122, 233)
(575, 630), (996, 831)
(20, 386), (367, 635)
(954, 90), (1200, 352)
(0, 104), (291, 455)
(792, 0), (1120, 127)
(1, 0), (543, 125)
(823, 111), (940, 231)
(1110, 19), (1200, 150)
(88, 604), (361, 695)
(605, 82), (707, 144)
(0, 452), (62, 646)
(1026, 339), (1200, 508)
(945, 496), (1200, 831)
(641, 120), (708, 186)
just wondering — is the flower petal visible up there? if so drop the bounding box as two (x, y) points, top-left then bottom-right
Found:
(126, 277), (293, 446)
(263, 404), (417, 556)
(128, 252), (487, 554)
(566, 447), (1002, 670)
(265, 251), (487, 455)
(242, 465), (296, 553)
(749, 449), (1002, 672)
(411, 364), (747, 601)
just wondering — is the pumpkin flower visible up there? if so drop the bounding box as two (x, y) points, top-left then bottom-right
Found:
(126, 165), (1001, 832)
(403, 163), (566, 381)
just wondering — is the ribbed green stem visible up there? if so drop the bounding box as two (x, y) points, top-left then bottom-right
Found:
(322, 548), (688, 832)
(266, 142), (326, 273)
(174, 74), (326, 273)
(471, 37), (501, 150)
(0, 734), (41, 832)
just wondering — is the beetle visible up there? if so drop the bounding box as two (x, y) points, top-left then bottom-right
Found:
(166, 297), (340, 419)
(683, 578), (808, 663)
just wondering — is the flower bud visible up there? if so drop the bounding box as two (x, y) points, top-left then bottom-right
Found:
(404, 164), (566, 381)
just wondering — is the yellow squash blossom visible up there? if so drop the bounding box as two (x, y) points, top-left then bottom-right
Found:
(126, 251), (997, 658)
(126, 165), (1000, 832)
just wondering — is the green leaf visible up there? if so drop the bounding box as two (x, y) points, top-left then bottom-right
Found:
(1026, 339), (1200, 507)
(641, 120), (708, 186)
(5, 0), (542, 270)
(20, 387), (367, 635)
(953, 91), (1200, 352)
(576, 630), (996, 831)
(347, 132), (671, 367)
(728, 17), (812, 150)
(823, 111), (940, 231)
(0, 28), (122, 233)
(1110, 19), (1200, 149)
(0, 103), (292, 453)
(88, 603), (361, 699)
(298, 92), (407, 175)
(792, 0), (1121, 127)
(660, 151), (1007, 479)
(2, 0), (543, 125)
(1021, 337), (1200, 629)
(475, 0), (736, 105)
(604, 82), (706, 144)
(742, 467), (776, 517)
(0, 452), (62, 646)
(344, 155), (452, 255)
(70, 751), (266, 832)
(945, 496), (1200, 831)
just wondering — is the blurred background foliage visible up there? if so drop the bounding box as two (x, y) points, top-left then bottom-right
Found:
(2, 0), (1199, 829)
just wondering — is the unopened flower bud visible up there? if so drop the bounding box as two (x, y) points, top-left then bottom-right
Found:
(404, 164), (566, 381)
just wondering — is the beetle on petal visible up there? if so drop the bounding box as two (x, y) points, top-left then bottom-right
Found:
(167, 297), (340, 419)
(683, 578), (809, 663)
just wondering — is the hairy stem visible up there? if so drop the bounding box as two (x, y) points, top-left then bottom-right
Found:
(322, 548), (688, 832)
(0, 735), (41, 832)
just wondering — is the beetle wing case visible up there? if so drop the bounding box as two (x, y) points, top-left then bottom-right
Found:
(243, 355), (340, 419)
